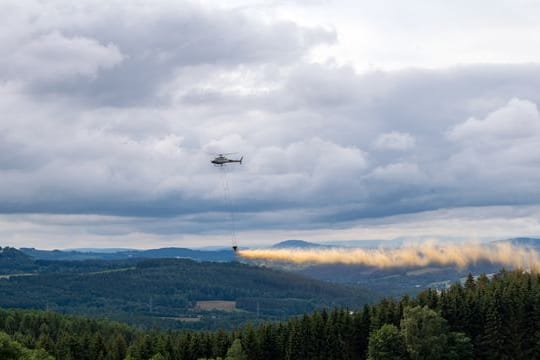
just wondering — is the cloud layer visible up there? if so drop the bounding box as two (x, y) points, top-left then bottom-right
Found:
(1, 1), (540, 247)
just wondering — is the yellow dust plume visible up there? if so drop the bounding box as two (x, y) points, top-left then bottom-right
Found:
(238, 243), (540, 270)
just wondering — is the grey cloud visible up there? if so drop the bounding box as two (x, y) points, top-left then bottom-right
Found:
(1, 1), (335, 106)
(5, 63), (540, 232)
(5, 31), (123, 82)
(3, 1), (540, 241)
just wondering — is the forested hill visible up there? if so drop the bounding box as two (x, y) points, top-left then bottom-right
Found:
(0, 269), (538, 359)
(19, 246), (236, 262)
(0, 256), (373, 330)
(0, 246), (36, 273)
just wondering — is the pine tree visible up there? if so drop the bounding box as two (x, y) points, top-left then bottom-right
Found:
(4, 316), (17, 335)
(108, 333), (128, 360)
(225, 339), (247, 360)
(531, 287), (540, 359)
(445, 332), (473, 360)
(212, 329), (231, 359)
(477, 296), (504, 359)
(89, 333), (106, 360)
(286, 320), (304, 360)
(325, 320), (345, 360)
(258, 324), (278, 360)
(36, 333), (54, 355)
(239, 324), (258, 360)
(128, 334), (154, 360)
(464, 273), (475, 291)
(55, 331), (78, 360)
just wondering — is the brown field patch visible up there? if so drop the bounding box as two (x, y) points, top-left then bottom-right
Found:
(195, 300), (236, 312)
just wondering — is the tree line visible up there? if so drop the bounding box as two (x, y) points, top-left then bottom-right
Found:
(0, 269), (539, 359)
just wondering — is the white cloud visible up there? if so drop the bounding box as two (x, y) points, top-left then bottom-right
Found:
(374, 131), (416, 150)
(447, 98), (540, 143)
(441, 98), (540, 205)
(2, 205), (540, 249)
(370, 162), (424, 183)
(263, 0), (540, 71)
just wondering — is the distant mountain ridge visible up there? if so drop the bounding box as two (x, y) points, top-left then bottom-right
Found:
(272, 239), (406, 248)
(65, 248), (136, 253)
(16, 237), (540, 263)
(491, 237), (540, 247)
(272, 240), (327, 248)
(20, 246), (236, 262)
(19, 241), (328, 262)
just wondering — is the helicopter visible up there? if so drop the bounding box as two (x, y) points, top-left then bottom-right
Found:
(211, 153), (243, 166)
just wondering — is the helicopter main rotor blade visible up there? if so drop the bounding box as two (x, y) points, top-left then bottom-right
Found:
(206, 152), (239, 156)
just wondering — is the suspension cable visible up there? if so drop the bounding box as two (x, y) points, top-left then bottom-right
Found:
(220, 166), (238, 251)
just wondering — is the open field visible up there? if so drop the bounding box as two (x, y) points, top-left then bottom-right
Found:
(195, 300), (236, 312)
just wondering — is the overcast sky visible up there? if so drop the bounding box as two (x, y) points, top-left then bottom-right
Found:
(2, 0), (540, 249)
